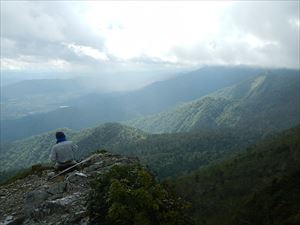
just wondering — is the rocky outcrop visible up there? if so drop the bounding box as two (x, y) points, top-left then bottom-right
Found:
(0, 152), (138, 225)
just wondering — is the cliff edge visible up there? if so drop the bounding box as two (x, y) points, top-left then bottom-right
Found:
(0, 152), (138, 225)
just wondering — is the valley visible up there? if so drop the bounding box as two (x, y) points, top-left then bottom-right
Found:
(1, 66), (262, 142)
(1, 2), (299, 224)
(1, 66), (299, 225)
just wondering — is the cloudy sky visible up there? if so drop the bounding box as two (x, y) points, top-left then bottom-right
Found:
(1, 1), (299, 76)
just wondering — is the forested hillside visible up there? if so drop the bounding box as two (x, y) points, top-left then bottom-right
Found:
(0, 123), (263, 181)
(1, 66), (261, 142)
(1, 2), (299, 225)
(0, 123), (145, 175)
(172, 125), (300, 225)
(128, 70), (300, 134)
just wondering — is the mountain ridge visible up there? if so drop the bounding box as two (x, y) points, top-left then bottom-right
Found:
(1, 66), (265, 142)
(127, 70), (300, 133)
(0, 122), (264, 180)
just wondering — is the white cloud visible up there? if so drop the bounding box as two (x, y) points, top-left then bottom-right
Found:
(83, 1), (230, 61)
(1, 56), (71, 71)
(0, 0), (299, 74)
(289, 18), (300, 28)
(65, 43), (109, 61)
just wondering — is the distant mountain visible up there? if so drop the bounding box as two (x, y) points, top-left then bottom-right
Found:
(75, 123), (148, 159)
(0, 123), (263, 180)
(75, 124), (263, 178)
(0, 123), (145, 174)
(68, 66), (262, 114)
(172, 125), (300, 225)
(1, 79), (85, 101)
(117, 128), (263, 178)
(127, 69), (300, 134)
(1, 79), (91, 121)
(0, 128), (78, 174)
(1, 66), (262, 142)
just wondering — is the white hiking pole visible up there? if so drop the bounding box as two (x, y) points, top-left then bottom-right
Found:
(49, 154), (97, 180)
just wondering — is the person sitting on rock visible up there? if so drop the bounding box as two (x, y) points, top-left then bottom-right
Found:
(50, 131), (78, 171)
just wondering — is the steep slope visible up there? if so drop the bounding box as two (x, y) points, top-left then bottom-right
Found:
(128, 69), (300, 133)
(1, 66), (262, 142)
(172, 125), (300, 225)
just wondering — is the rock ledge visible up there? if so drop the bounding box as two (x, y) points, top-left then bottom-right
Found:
(0, 152), (138, 225)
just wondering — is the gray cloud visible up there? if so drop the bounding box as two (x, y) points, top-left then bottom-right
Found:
(1, 1), (107, 72)
(227, 1), (299, 68)
(0, 1), (299, 74)
(169, 1), (299, 68)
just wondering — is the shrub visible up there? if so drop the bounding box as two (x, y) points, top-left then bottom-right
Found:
(88, 164), (194, 225)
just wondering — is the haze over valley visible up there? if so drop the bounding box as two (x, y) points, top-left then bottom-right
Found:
(0, 1), (299, 225)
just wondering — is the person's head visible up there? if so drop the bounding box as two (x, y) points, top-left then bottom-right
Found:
(55, 131), (66, 143)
